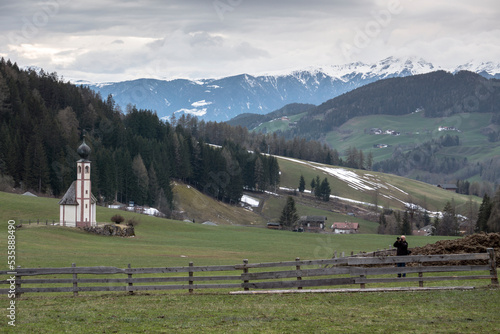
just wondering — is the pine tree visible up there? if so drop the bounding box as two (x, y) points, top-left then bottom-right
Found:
(310, 178), (316, 192)
(320, 177), (331, 201)
(436, 201), (458, 236)
(254, 156), (265, 191)
(377, 213), (387, 234)
(486, 187), (500, 232)
(132, 154), (149, 205)
(314, 175), (321, 198)
(401, 210), (412, 235)
(476, 194), (492, 232)
(298, 175), (305, 193)
(279, 196), (299, 229)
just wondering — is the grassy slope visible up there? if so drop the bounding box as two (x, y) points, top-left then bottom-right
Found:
(254, 111), (498, 166)
(276, 156), (480, 214)
(0, 191), (457, 269)
(172, 181), (266, 226)
(325, 112), (498, 163)
(2, 192), (497, 334)
(252, 112), (306, 133)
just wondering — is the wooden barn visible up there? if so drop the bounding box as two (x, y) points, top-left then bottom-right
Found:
(299, 216), (327, 232)
(331, 222), (359, 234)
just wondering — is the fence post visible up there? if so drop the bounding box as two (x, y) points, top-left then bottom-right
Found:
(242, 259), (249, 291)
(189, 262), (194, 293)
(418, 263), (424, 287)
(359, 274), (366, 289)
(128, 264), (134, 295)
(487, 248), (498, 286)
(15, 270), (22, 298)
(72, 263), (78, 297)
(296, 257), (302, 290)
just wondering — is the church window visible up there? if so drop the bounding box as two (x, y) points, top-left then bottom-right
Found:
(78, 166), (82, 173)
(85, 166), (90, 173)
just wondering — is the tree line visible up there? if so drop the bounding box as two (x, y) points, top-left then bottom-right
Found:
(0, 59), (314, 213)
(377, 185), (500, 236)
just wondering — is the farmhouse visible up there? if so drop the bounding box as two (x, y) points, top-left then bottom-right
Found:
(331, 222), (359, 234)
(59, 138), (97, 227)
(299, 216), (326, 232)
(436, 184), (458, 192)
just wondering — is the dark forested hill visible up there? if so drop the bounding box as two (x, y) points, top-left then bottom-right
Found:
(0, 59), (342, 214)
(290, 71), (500, 139)
(226, 103), (314, 129)
(0, 59), (285, 212)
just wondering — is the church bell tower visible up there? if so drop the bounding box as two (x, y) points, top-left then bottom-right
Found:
(59, 137), (97, 227)
(76, 138), (94, 226)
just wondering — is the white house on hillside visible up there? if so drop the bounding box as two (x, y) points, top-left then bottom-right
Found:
(59, 138), (97, 227)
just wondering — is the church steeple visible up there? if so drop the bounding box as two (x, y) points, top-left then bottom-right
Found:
(77, 136), (91, 160)
(59, 136), (97, 228)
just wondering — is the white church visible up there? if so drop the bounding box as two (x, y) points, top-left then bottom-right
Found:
(59, 138), (97, 227)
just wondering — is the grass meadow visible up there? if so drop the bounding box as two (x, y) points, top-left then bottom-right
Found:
(1, 191), (498, 333)
(324, 112), (498, 163)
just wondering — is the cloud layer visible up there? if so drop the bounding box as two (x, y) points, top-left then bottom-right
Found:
(1, 0), (499, 82)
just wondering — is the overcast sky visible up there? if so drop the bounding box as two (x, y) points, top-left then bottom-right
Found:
(1, 0), (499, 82)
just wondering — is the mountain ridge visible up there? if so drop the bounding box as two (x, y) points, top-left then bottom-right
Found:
(85, 57), (500, 122)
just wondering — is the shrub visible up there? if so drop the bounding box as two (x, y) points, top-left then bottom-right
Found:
(126, 217), (140, 227)
(0, 174), (14, 192)
(111, 214), (125, 224)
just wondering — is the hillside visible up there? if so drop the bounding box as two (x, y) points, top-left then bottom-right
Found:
(245, 71), (500, 190)
(225, 103), (314, 130)
(275, 156), (480, 214)
(290, 71), (500, 136)
(170, 153), (481, 233)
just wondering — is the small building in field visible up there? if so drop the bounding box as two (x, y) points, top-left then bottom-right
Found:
(59, 138), (97, 228)
(267, 222), (282, 230)
(331, 222), (359, 234)
(436, 184), (458, 192)
(299, 216), (327, 232)
(413, 225), (434, 236)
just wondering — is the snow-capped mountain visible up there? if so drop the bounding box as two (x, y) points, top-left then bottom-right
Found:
(453, 61), (500, 79)
(86, 57), (499, 122)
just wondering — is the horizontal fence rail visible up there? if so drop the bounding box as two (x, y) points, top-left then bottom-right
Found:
(1, 249), (497, 296)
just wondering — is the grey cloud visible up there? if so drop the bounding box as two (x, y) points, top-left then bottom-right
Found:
(1, 0), (498, 82)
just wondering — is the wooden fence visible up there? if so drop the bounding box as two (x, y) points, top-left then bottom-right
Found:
(17, 219), (58, 226)
(1, 249), (497, 296)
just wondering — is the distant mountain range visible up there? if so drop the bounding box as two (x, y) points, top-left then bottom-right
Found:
(83, 57), (500, 122)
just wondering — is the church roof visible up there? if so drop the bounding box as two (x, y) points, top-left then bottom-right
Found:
(59, 181), (97, 205)
(77, 137), (91, 160)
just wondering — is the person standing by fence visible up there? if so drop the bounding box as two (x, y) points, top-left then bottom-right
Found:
(394, 235), (409, 277)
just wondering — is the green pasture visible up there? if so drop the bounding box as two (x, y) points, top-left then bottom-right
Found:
(253, 112), (307, 133)
(325, 112), (495, 162)
(1, 191), (457, 269)
(1, 191), (498, 334)
(6, 288), (500, 333)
